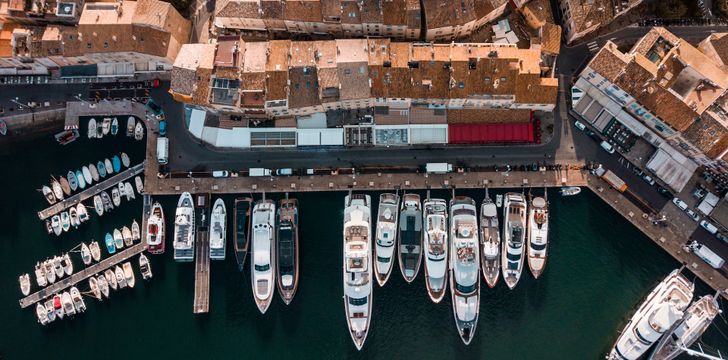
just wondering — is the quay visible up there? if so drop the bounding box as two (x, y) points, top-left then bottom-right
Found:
(37, 162), (145, 221)
(193, 194), (211, 314)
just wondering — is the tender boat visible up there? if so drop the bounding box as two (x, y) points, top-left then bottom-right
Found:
(496, 194), (503, 207)
(55, 129), (79, 145)
(120, 152), (130, 168)
(527, 194), (549, 279)
(449, 196), (480, 345)
(501, 193), (527, 290)
(89, 276), (101, 300)
(122, 226), (133, 247)
(97, 275), (110, 298)
(423, 198), (448, 303)
(173, 192), (195, 262)
(480, 193), (501, 288)
(147, 202), (166, 254)
(111, 117), (119, 136)
(76, 169), (86, 189)
(132, 220), (140, 241)
(34, 263), (47, 287)
(114, 228), (124, 249)
(82, 166), (92, 185)
(139, 254), (153, 280)
(342, 194), (373, 351)
(134, 122), (144, 140)
(112, 155), (121, 173)
(81, 242), (92, 265)
(126, 116), (136, 137)
(89, 163), (99, 182)
(69, 206), (79, 228)
(105, 233), (116, 254)
(45, 299), (56, 323)
(67, 171), (78, 192)
(374, 193), (399, 286)
(100, 191), (113, 211)
(62, 253), (73, 276)
(125, 182), (135, 200)
(37, 303), (49, 325)
(94, 195), (104, 216)
(105, 269), (118, 290)
(71, 286), (86, 312)
(234, 197), (252, 271)
(61, 291), (76, 316)
(60, 176), (71, 196)
(111, 187), (121, 207)
(104, 158), (113, 174)
(19, 273), (31, 296)
(209, 198), (227, 260)
(102, 117), (111, 136)
(135, 176), (144, 194)
(115, 265), (127, 289)
(53, 294), (63, 319)
(60, 211), (71, 232)
(88, 118), (97, 139)
(97, 161), (107, 178)
(89, 241), (101, 261)
(560, 186), (581, 196)
(51, 179), (64, 200)
(52, 256), (64, 279)
(123, 262), (135, 288)
(398, 193), (423, 283)
(77, 203), (89, 223)
(44, 260), (56, 284)
(276, 198), (299, 305)
(251, 199), (275, 314)
(648, 293), (721, 360)
(608, 269), (694, 360)
(42, 185), (56, 204)
(51, 215), (62, 236)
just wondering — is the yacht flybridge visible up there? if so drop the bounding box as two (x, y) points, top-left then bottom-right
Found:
(343, 194), (373, 351)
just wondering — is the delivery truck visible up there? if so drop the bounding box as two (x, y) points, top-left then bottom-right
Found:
(425, 163), (453, 174)
(249, 168), (272, 177)
(689, 241), (725, 269)
(595, 166), (627, 193)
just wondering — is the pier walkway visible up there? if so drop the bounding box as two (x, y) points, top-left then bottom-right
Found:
(38, 163), (145, 220)
(193, 195), (211, 314)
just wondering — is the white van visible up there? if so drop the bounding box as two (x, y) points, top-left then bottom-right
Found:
(156, 137), (168, 165)
(600, 141), (615, 154)
(700, 220), (719, 235)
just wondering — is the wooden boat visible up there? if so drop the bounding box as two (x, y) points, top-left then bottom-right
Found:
(134, 122), (144, 140)
(59, 176), (71, 196)
(42, 185), (56, 204)
(135, 176), (144, 194)
(126, 116), (136, 137)
(89, 241), (101, 262)
(276, 198), (299, 305)
(122, 226), (133, 247)
(131, 220), (140, 241)
(76, 170), (86, 189)
(82, 166), (92, 185)
(120, 152), (130, 168)
(104, 158), (113, 174)
(123, 262), (135, 288)
(139, 254), (152, 280)
(93, 195), (104, 216)
(87, 118), (97, 139)
(97, 161), (107, 178)
(67, 171), (78, 192)
(89, 163), (99, 182)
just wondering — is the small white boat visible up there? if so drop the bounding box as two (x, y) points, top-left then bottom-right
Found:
(104, 269), (118, 290)
(76, 170), (86, 189)
(104, 158), (113, 175)
(89, 276), (101, 300)
(45, 299), (56, 323)
(62, 253), (73, 276)
(89, 241), (101, 262)
(126, 116), (136, 137)
(496, 194), (503, 208)
(82, 166), (93, 185)
(93, 195), (104, 216)
(122, 226), (133, 247)
(53, 257), (64, 278)
(77, 203), (89, 223)
(89, 163), (100, 182)
(19, 273), (31, 296)
(115, 265), (127, 289)
(131, 220), (141, 242)
(120, 152), (130, 168)
(60, 212), (71, 232)
(88, 118), (97, 139)
(118, 182), (126, 199)
(51, 215), (62, 236)
(114, 228), (124, 249)
(70, 286), (86, 312)
(67, 171), (78, 192)
(97, 275), (110, 298)
(111, 117), (119, 136)
(125, 182), (135, 200)
(69, 206), (80, 228)
(560, 186), (581, 196)
(44, 260), (56, 284)
(51, 179), (64, 200)
(102, 117), (111, 136)
(139, 254), (152, 280)
(34, 263), (47, 287)
(36, 303), (49, 325)
(81, 242), (92, 265)
(61, 291), (76, 316)
(123, 262), (135, 288)
(42, 185), (56, 204)
(111, 187), (121, 207)
(134, 122), (144, 140)
(101, 191), (114, 212)
(135, 176), (144, 194)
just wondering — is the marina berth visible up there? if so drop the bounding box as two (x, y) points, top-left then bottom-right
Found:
(374, 193), (399, 287)
(398, 193), (423, 283)
(251, 199), (275, 314)
(276, 198), (299, 305)
(480, 193), (501, 288)
(423, 198), (448, 303)
(343, 194), (373, 351)
(449, 196), (480, 345)
(501, 193), (527, 290)
(146, 202), (166, 254)
(173, 192), (195, 262)
(209, 198), (227, 260)
(234, 198), (252, 272)
(527, 194), (549, 279)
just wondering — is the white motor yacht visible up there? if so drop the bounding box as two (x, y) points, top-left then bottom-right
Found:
(527, 195), (549, 279)
(480, 193), (500, 288)
(343, 194), (373, 351)
(251, 199), (275, 314)
(173, 192), (195, 262)
(501, 193), (527, 290)
(423, 198), (448, 303)
(449, 196), (480, 345)
(209, 198), (227, 260)
(374, 193), (399, 286)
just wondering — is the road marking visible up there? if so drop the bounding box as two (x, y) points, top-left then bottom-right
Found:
(587, 41), (600, 53)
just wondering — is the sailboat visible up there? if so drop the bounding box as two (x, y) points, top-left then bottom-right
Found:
(251, 199), (275, 314)
(501, 193), (527, 290)
(398, 193), (423, 283)
(81, 242), (92, 265)
(423, 198), (448, 303)
(276, 198), (299, 305)
(480, 192), (500, 288)
(527, 193), (549, 279)
(449, 196), (480, 345)
(374, 193), (399, 286)
(88, 118), (97, 139)
(234, 197), (252, 271)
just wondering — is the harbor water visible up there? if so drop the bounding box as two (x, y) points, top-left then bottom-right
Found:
(1, 135), (727, 359)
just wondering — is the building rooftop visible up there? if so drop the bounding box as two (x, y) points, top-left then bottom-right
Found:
(698, 33), (728, 70)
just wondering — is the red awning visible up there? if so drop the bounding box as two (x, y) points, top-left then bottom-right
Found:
(448, 123), (534, 144)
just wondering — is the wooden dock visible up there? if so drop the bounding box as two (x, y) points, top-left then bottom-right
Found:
(193, 194), (211, 314)
(38, 162), (145, 221)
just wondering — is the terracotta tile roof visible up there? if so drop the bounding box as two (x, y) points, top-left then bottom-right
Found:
(587, 41), (630, 82)
(265, 40), (290, 100)
(682, 110), (728, 158)
(630, 27), (680, 58)
(699, 33), (728, 70)
(317, 67), (339, 90)
(242, 41), (268, 73)
(562, 0), (614, 36)
(260, 0), (284, 18)
(539, 22), (561, 55)
(283, 0), (322, 22)
(241, 71), (266, 91)
(314, 40), (337, 68)
(214, 37), (241, 68)
(288, 66), (321, 108)
(340, 0), (361, 24)
(171, 43), (216, 96)
(360, 0), (382, 24)
(382, 0), (407, 26)
(290, 41), (317, 67)
(320, 0), (341, 20)
(521, 0), (553, 27)
(215, 0), (261, 18)
(422, 0), (504, 29)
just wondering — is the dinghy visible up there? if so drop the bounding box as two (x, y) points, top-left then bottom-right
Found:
(81, 242), (92, 265)
(102, 118), (111, 136)
(69, 206), (79, 227)
(112, 155), (121, 173)
(126, 116), (136, 137)
(82, 166), (92, 185)
(45, 299), (56, 323)
(51, 179), (63, 200)
(51, 215), (62, 236)
(104, 158), (113, 174)
(97, 275), (110, 298)
(131, 220), (140, 241)
(105, 269), (117, 290)
(76, 170), (86, 189)
(44, 260), (55, 284)
(93, 195), (104, 216)
(62, 253), (73, 276)
(89, 163), (99, 182)
(97, 161), (107, 178)
(111, 187), (121, 207)
(117, 182), (126, 200)
(34, 263), (47, 287)
(60, 212), (70, 232)
(42, 185), (56, 204)
(139, 254), (152, 280)
(122, 226), (133, 247)
(120, 152), (130, 168)
(110, 117), (118, 136)
(134, 122), (144, 140)
(89, 276), (101, 300)
(105, 233), (116, 254)
(114, 228), (124, 249)
(123, 262), (135, 288)
(19, 274), (30, 296)
(101, 191), (113, 211)
(77, 203), (89, 223)
(125, 182), (135, 200)
(59, 176), (71, 196)
(67, 171), (78, 192)
(115, 265), (127, 289)
(135, 176), (144, 194)
(89, 241), (101, 261)
(88, 118), (97, 139)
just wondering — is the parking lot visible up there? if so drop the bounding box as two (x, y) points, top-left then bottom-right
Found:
(89, 81), (154, 102)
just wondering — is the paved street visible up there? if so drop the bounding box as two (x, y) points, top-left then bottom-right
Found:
(0, 83), (91, 115)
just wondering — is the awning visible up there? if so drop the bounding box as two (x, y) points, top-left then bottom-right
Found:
(448, 123), (534, 144)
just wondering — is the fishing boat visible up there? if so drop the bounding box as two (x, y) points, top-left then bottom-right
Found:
(527, 194), (549, 279)
(76, 169), (86, 189)
(102, 117), (111, 136)
(62, 253), (73, 276)
(123, 262), (135, 288)
(51, 179), (64, 200)
(251, 199), (275, 313)
(97, 275), (110, 298)
(51, 215), (62, 236)
(61, 291), (75, 316)
(54, 129), (79, 145)
(81, 242), (92, 265)
(37, 303), (49, 325)
(648, 293), (721, 360)
(97, 161), (107, 178)
(19, 274), (30, 296)
(122, 226), (133, 247)
(374, 193), (399, 286)
(82, 166), (93, 185)
(104, 158), (113, 174)
(111, 187), (121, 207)
(423, 198), (448, 303)
(480, 193), (501, 288)
(69, 206), (79, 228)
(147, 202), (166, 254)
(102, 190), (115, 211)
(120, 152), (130, 168)
(60, 176), (71, 196)
(607, 269), (694, 360)
(89, 241), (101, 261)
(398, 193), (423, 283)
(173, 192), (195, 262)
(60, 211), (71, 232)
(67, 171), (78, 192)
(44, 260), (56, 284)
(104, 269), (118, 290)
(45, 219), (53, 234)
(234, 198), (252, 271)
(342, 194), (373, 351)
(89, 276), (101, 300)
(209, 198), (227, 260)
(53, 294), (63, 319)
(501, 193), (527, 290)
(139, 254), (152, 280)
(45, 299), (56, 323)
(113, 228), (124, 249)
(126, 116), (136, 137)
(77, 203), (89, 223)
(449, 196), (480, 345)
(115, 265), (127, 289)
(105, 233), (116, 254)
(135, 176), (144, 194)
(134, 122), (144, 140)
(71, 286), (86, 312)
(34, 263), (47, 287)
(89, 163), (99, 182)
(125, 182), (135, 200)
(53, 257), (64, 279)
(93, 195), (104, 216)
(42, 185), (56, 204)
(560, 186), (581, 196)
(110, 117), (119, 136)
(132, 220), (140, 241)
(88, 118), (97, 139)
(496, 194), (503, 208)
(112, 155), (121, 173)
(276, 198), (299, 305)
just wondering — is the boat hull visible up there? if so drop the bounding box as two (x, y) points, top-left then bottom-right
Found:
(276, 199), (299, 305)
(374, 194), (399, 287)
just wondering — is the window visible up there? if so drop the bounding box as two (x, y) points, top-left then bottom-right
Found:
(295, 83), (300, 90)
(348, 11), (356, 17)
(306, 81), (311, 88)
(303, 67), (310, 75)
(458, 81), (464, 89)
(500, 77), (507, 83)
(86, 42), (91, 49)
(103, 42), (108, 48)
(484, 76), (491, 83)
(359, 66), (365, 74)
(344, 68), (351, 75)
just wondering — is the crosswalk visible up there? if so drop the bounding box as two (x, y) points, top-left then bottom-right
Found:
(587, 41), (600, 53)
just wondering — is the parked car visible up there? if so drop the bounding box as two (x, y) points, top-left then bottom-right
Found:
(574, 121), (586, 131)
(212, 170), (229, 178)
(692, 188), (706, 199)
(717, 232), (728, 244)
(275, 168), (293, 176)
(642, 175), (655, 186)
(632, 167), (644, 177)
(656, 186), (672, 198)
(672, 198), (688, 211)
(700, 220), (719, 235)
(600, 141), (616, 154)
(159, 120), (167, 136)
(685, 209), (700, 222)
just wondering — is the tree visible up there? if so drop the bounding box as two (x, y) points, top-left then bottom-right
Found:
(657, 0), (688, 19)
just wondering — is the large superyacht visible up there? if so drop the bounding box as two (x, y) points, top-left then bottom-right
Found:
(374, 193), (399, 286)
(449, 196), (480, 345)
(423, 198), (448, 303)
(173, 192), (195, 262)
(251, 199), (275, 314)
(608, 269), (694, 360)
(398, 193), (423, 283)
(343, 194), (373, 351)
(233, 197), (252, 271)
(480, 192), (500, 288)
(501, 192), (527, 289)
(209, 198), (227, 260)
(276, 198), (299, 305)
(526, 193), (549, 279)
